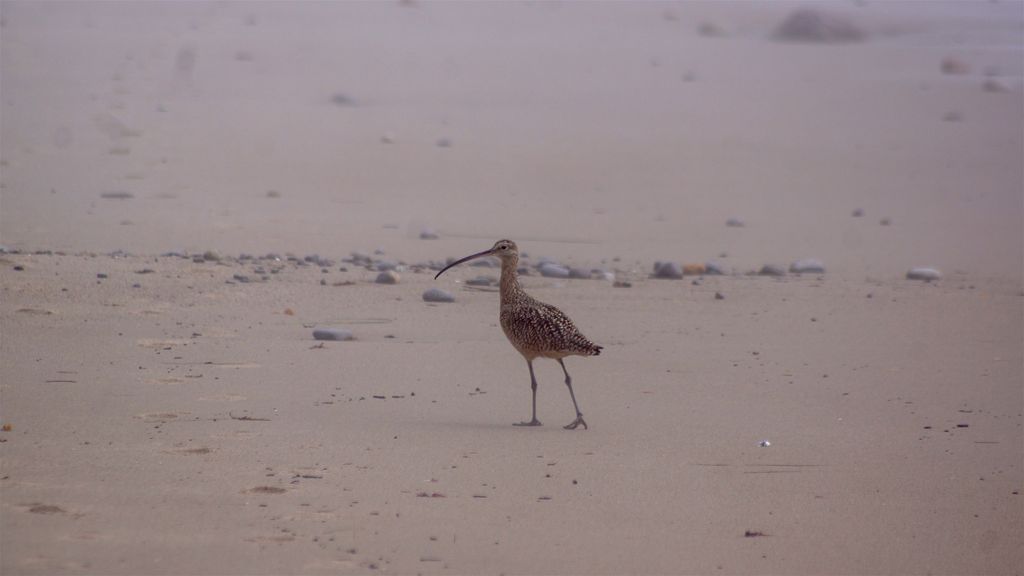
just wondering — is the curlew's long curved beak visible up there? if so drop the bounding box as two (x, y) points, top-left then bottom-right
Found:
(434, 248), (495, 280)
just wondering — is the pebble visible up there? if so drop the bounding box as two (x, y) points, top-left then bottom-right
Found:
(653, 261), (683, 279)
(682, 263), (706, 276)
(789, 258), (826, 274)
(375, 270), (400, 284)
(466, 275), (497, 287)
(422, 288), (455, 303)
(774, 8), (865, 43)
(941, 56), (971, 75)
(13, 265), (25, 271)
(232, 274), (250, 283)
(203, 250), (222, 262)
(304, 254), (334, 268)
(725, 217), (745, 228)
(539, 263), (570, 278)
(715, 291), (725, 300)
(879, 217), (891, 226)
(906, 267), (942, 281)
(851, 208), (864, 217)
(758, 264), (786, 277)
(704, 261), (727, 275)
(568, 267), (592, 279)
(313, 328), (354, 341)
(97, 273), (108, 279)
(100, 191), (134, 200)
(419, 228), (440, 240)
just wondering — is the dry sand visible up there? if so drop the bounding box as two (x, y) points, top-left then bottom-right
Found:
(1, 1), (1022, 574)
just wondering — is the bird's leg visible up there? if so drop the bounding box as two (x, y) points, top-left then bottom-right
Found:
(513, 360), (542, 427)
(558, 359), (588, 430)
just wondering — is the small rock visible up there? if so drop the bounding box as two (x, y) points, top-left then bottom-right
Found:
(613, 281), (632, 288)
(789, 258), (826, 274)
(422, 288), (455, 303)
(568, 267), (592, 279)
(906, 267), (942, 281)
(313, 328), (354, 341)
(715, 291), (725, 300)
(13, 265), (24, 271)
(203, 250), (221, 262)
(539, 263), (570, 279)
(940, 56), (971, 75)
(435, 137), (452, 148)
(682, 263), (706, 276)
(97, 273), (108, 279)
(879, 217), (891, 226)
(725, 217), (745, 228)
(851, 208), (864, 217)
(466, 275), (497, 287)
(100, 191), (134, 200)
(653, 261), (683, 279)
(266, 190), (281, 198)
(983, 78), (1009, 93)
(375, 270), (399, 284)
(697, 21), (726, 37)
(330, 93), (356, 106)
(233, 274), (250, 283)
(758, 264), (786, 277)
(704, 261), (727, 275)
(419, 228), (440, 240)
(774, 8), (865, 43)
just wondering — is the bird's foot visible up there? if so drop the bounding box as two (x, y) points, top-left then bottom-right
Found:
(514, 419), (543, 427)
(564, 415), (588, 430)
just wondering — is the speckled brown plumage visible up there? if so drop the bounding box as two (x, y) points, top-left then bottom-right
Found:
(435, 239), (600, 430)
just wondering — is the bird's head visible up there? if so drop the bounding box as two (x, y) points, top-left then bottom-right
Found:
(435, 239), (519, 279)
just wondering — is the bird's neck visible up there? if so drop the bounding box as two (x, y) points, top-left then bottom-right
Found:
(499, 257), (523, 304)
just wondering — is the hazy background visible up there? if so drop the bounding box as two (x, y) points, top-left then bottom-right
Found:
(2, 1), (1022, 279)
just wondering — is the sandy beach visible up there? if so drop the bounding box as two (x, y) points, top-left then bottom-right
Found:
(2, 1), (1022, 574)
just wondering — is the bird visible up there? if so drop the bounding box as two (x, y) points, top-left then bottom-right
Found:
(435, 239), (601, 430)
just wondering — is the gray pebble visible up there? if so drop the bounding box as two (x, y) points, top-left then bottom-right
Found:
(906, 267), (942, 281)
(715, 291), (725, 300)
(420, 228), (440, 240)
(305, 254), (334, 267)
(232, 274), (250, 283)
(704, 261), (728, 275)
(313, 328), (354, 341)
(758, 264), (787, 277)
(725, 217), (745, 227)
(466, 275), (497, 287)
(375, 270), (400, 284)
(539, 263), (570, 278)
(789, 259), (826, 274)
(97, 273), (108, 279)
(422, 288), (455, 303)
(568, 267), (592, 279)
(653, 261), (683, 279)
(203, 250), (221, 262)
(851, 208), (864, 217)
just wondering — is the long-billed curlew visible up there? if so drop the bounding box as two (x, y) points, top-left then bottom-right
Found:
(435, 239), (601, 430)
